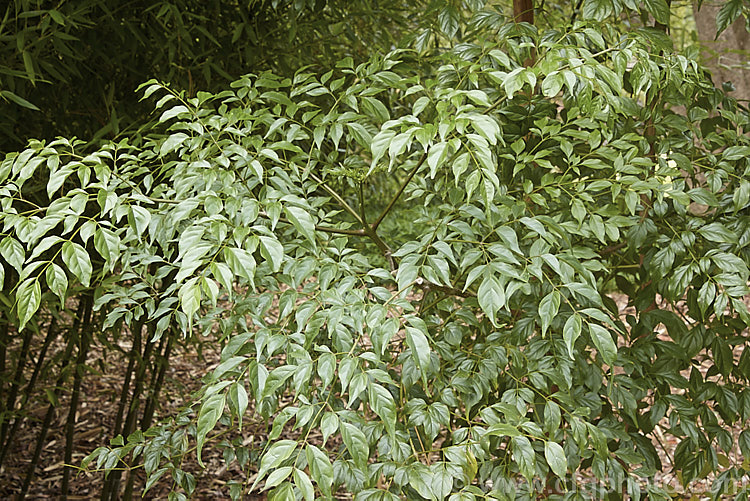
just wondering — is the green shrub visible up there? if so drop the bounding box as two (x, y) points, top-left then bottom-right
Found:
(3, 13), (750, 501)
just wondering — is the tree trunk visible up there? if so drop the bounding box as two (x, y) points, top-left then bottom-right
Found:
(513, 0), (534, 24)
(694, 0), (750, 100)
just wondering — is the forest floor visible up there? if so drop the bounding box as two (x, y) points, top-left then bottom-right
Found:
(0, 294), (746, 499)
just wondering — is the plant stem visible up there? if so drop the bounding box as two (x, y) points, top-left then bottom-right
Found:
(0, 319), (34, 450)
(569, 0), (584, 25)
(141, 333), (172, 430)
(260, 211), (365, 236)
(105, 321), (157, 501)
(0, 320), (8, 421)
(18, 300), (86, 501)
(123, 333), (173, 500)
(61, 296), (93, 500)
(309, 172), (366, 227)
(359, 181), (367, 224)
(0, 316), (58, 468)
(309, 172), (395, 265)
(112, 320), (144, 438)
(372, 151), (427, 231)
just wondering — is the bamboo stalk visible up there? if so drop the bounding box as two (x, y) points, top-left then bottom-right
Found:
(18, 301), (86, 501)
(141, 334), (172, 430)
(61, 296), (93, 500)
(112, 320), (144, 437)
(0, 316), (58, 468)
(100, 319), (144, 501)
(0, 319), (35, 450)
(102, 321), (157, 501)
(122, 333), (174, 500)
(118, 323), (157, 501)
(0, 319), (8, 419)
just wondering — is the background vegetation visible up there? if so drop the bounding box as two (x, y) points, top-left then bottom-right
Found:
(3, 0), (750, 500)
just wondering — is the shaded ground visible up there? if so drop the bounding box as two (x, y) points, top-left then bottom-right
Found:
(0, 330), (256, 499)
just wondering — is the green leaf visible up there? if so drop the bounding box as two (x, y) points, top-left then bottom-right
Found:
(48, 9), (66, 25)
(22, 51), (35, 83)
(544, 441), (568, 479)
(588, 323), (617, 365)
(496, 226), (521, 254)
(405, 325), (432, 388)
(320, 412), (338, 445)
(438, 5), (460, 37)
(388, 131), (413, 162)
(722, 145), (750, 161)
(293, 468), (315, 501)
(0, 90), (40, 111)
(178, 279), (201, 328)
(697, 280), (716, 316)
(61, 241), (92, 287)
(0, 237), (25, 273)
(284, 205), (316, 244)
(46, 263), (68, 305)
(128, 206), (151, 237)
(698, 223), (737, 244)
(428, 142), (449, 178)
(252, 440), (298, 490)
(265, 467), (293, 490)
(340, 422), (368, 469)
(47, 165), (73, 196)
(368, 382), (397, 437)
(196, 393), (225, 467)
(487, 423), (521, 437)
(477, 275), (505, 326)
(644, 0), (670, 25)
(563, 314), (582, 360)
(538, 290), (561, 337)
(470, 114), (501, 145)
(94, 228), (121, 266)
(571, 199), (586, 224)
(317, 352), (336, 388)
(210, 262), (234, 293)
(224, 247), (256, 283)
(713, 338), (733, 376)
(228, 382), (249, 430)
(688, 188), (719, 207)
(520, 216), (546, 237)
(159, 105), (189, 122)
(716, 0), (743, 36)
(407, 465), (436, 500)
(306, 445), (333, 496)
(259, 236), (284, 272)
(346, 122), (372, 148)
(16, 278), (41, 330)
(371, 130), (396, 168)
(511, 435), (535, 481)
(503, 68), (525, 99)
(541, 72), (564, 98)
(582, 0), (613, 21)
(160, 132), (189, 156)
(431, 463), (454, 500)
(739, 430), (750, 458)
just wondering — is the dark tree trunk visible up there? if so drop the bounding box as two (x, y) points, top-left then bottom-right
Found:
(694, 0), (750, 100)
(513, 0), (534, 24)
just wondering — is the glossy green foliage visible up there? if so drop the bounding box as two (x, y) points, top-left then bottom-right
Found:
(3, 4), (750, 501)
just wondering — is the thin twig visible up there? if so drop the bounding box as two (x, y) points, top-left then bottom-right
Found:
(259, 211), (366, 236)
(308, 172), (366, 226)
(372, 150), (428, 231)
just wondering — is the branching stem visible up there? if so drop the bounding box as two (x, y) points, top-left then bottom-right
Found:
(372, 150), (428, 231)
